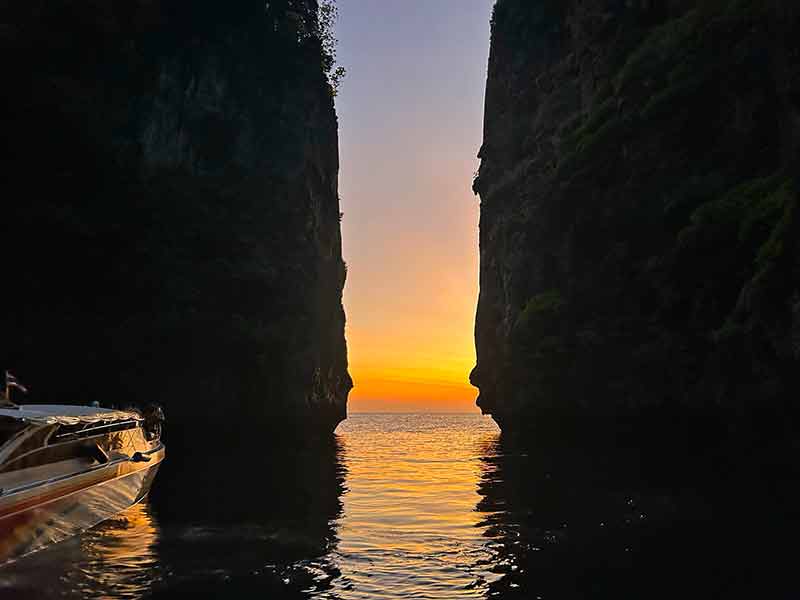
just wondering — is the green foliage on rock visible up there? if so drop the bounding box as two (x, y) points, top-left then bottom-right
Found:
(318, 0), (346, 96)
(473, 0), (799, 428)
(616, 8), (705, 92)
(517, 290), (564, 330)
(684, 175), (788, 243)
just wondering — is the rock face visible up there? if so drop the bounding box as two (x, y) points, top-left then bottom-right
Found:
(472, 0), (800, 439)
(1, 0), (351, 434)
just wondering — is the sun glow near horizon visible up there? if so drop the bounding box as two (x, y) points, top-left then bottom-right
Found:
(335, 0), (493, 413)
(345, 320), (480, 413)
(343, 239), (482, 413)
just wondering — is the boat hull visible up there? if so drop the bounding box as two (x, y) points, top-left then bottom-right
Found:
(0, 446), (164, 564)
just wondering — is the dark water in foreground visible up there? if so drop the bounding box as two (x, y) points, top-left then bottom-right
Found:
(2, 413), (798, 599)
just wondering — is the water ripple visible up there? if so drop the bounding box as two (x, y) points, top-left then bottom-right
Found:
(322, 414), (501, 598)
(6, 413), (787, 598)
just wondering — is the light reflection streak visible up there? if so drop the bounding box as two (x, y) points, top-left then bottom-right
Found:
(1, 501), (161, 600)
(327, 414), (502, 598)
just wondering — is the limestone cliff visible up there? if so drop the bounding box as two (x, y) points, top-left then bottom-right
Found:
(472, 0), (800, 439)
(1, 0), (351, 433)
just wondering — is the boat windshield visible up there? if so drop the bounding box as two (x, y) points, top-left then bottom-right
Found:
(0, 417), (26, 448)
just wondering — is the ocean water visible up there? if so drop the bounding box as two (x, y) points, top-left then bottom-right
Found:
(1, 413), (796, 598)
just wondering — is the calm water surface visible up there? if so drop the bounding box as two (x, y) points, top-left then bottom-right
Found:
(2, 414), (501, 599)
(2, 413), (796, 598)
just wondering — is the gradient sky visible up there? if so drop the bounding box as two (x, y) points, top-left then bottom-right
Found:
(335, 0), (494, 413)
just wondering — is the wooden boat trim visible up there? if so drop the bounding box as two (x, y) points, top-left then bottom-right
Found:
(1, 443), (161, 496)
(0, 444), (164, 521)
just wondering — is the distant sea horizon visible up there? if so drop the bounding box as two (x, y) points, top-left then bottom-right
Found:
(346, 411), (485, 415)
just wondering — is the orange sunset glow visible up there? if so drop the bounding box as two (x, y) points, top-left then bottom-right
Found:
(342, 191), (481, 413)
(345, 319), (478, 413)
(335, 1), (492, 413)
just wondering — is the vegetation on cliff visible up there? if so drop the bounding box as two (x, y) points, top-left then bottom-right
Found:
(472, 0), (800, 435)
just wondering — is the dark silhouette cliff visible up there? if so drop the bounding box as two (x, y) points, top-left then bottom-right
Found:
(472, 0), (800, 441)
(1, 0), (351, 433)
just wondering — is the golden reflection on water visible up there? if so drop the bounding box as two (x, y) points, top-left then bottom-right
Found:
(1, 502), (161, 600)
(73, 502), (161, 597)
(3, 414), (773, 598)
(2, 415), (508, 599)
(331, 414), (501, 599)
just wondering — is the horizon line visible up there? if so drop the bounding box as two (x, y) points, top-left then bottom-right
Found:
(346, 411), (489, 415)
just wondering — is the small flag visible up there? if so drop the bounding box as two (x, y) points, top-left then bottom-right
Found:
(5, 371), (28, 394)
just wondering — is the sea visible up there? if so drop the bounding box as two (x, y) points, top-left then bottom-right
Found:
(1, 413), (796, 599)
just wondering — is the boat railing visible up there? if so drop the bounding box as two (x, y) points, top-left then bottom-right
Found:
(53, 419), (141, 441)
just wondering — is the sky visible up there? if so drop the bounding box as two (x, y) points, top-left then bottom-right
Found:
(334, 0), (495, 413)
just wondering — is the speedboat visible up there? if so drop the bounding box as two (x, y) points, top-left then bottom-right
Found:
(0, 403), (165, 564)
